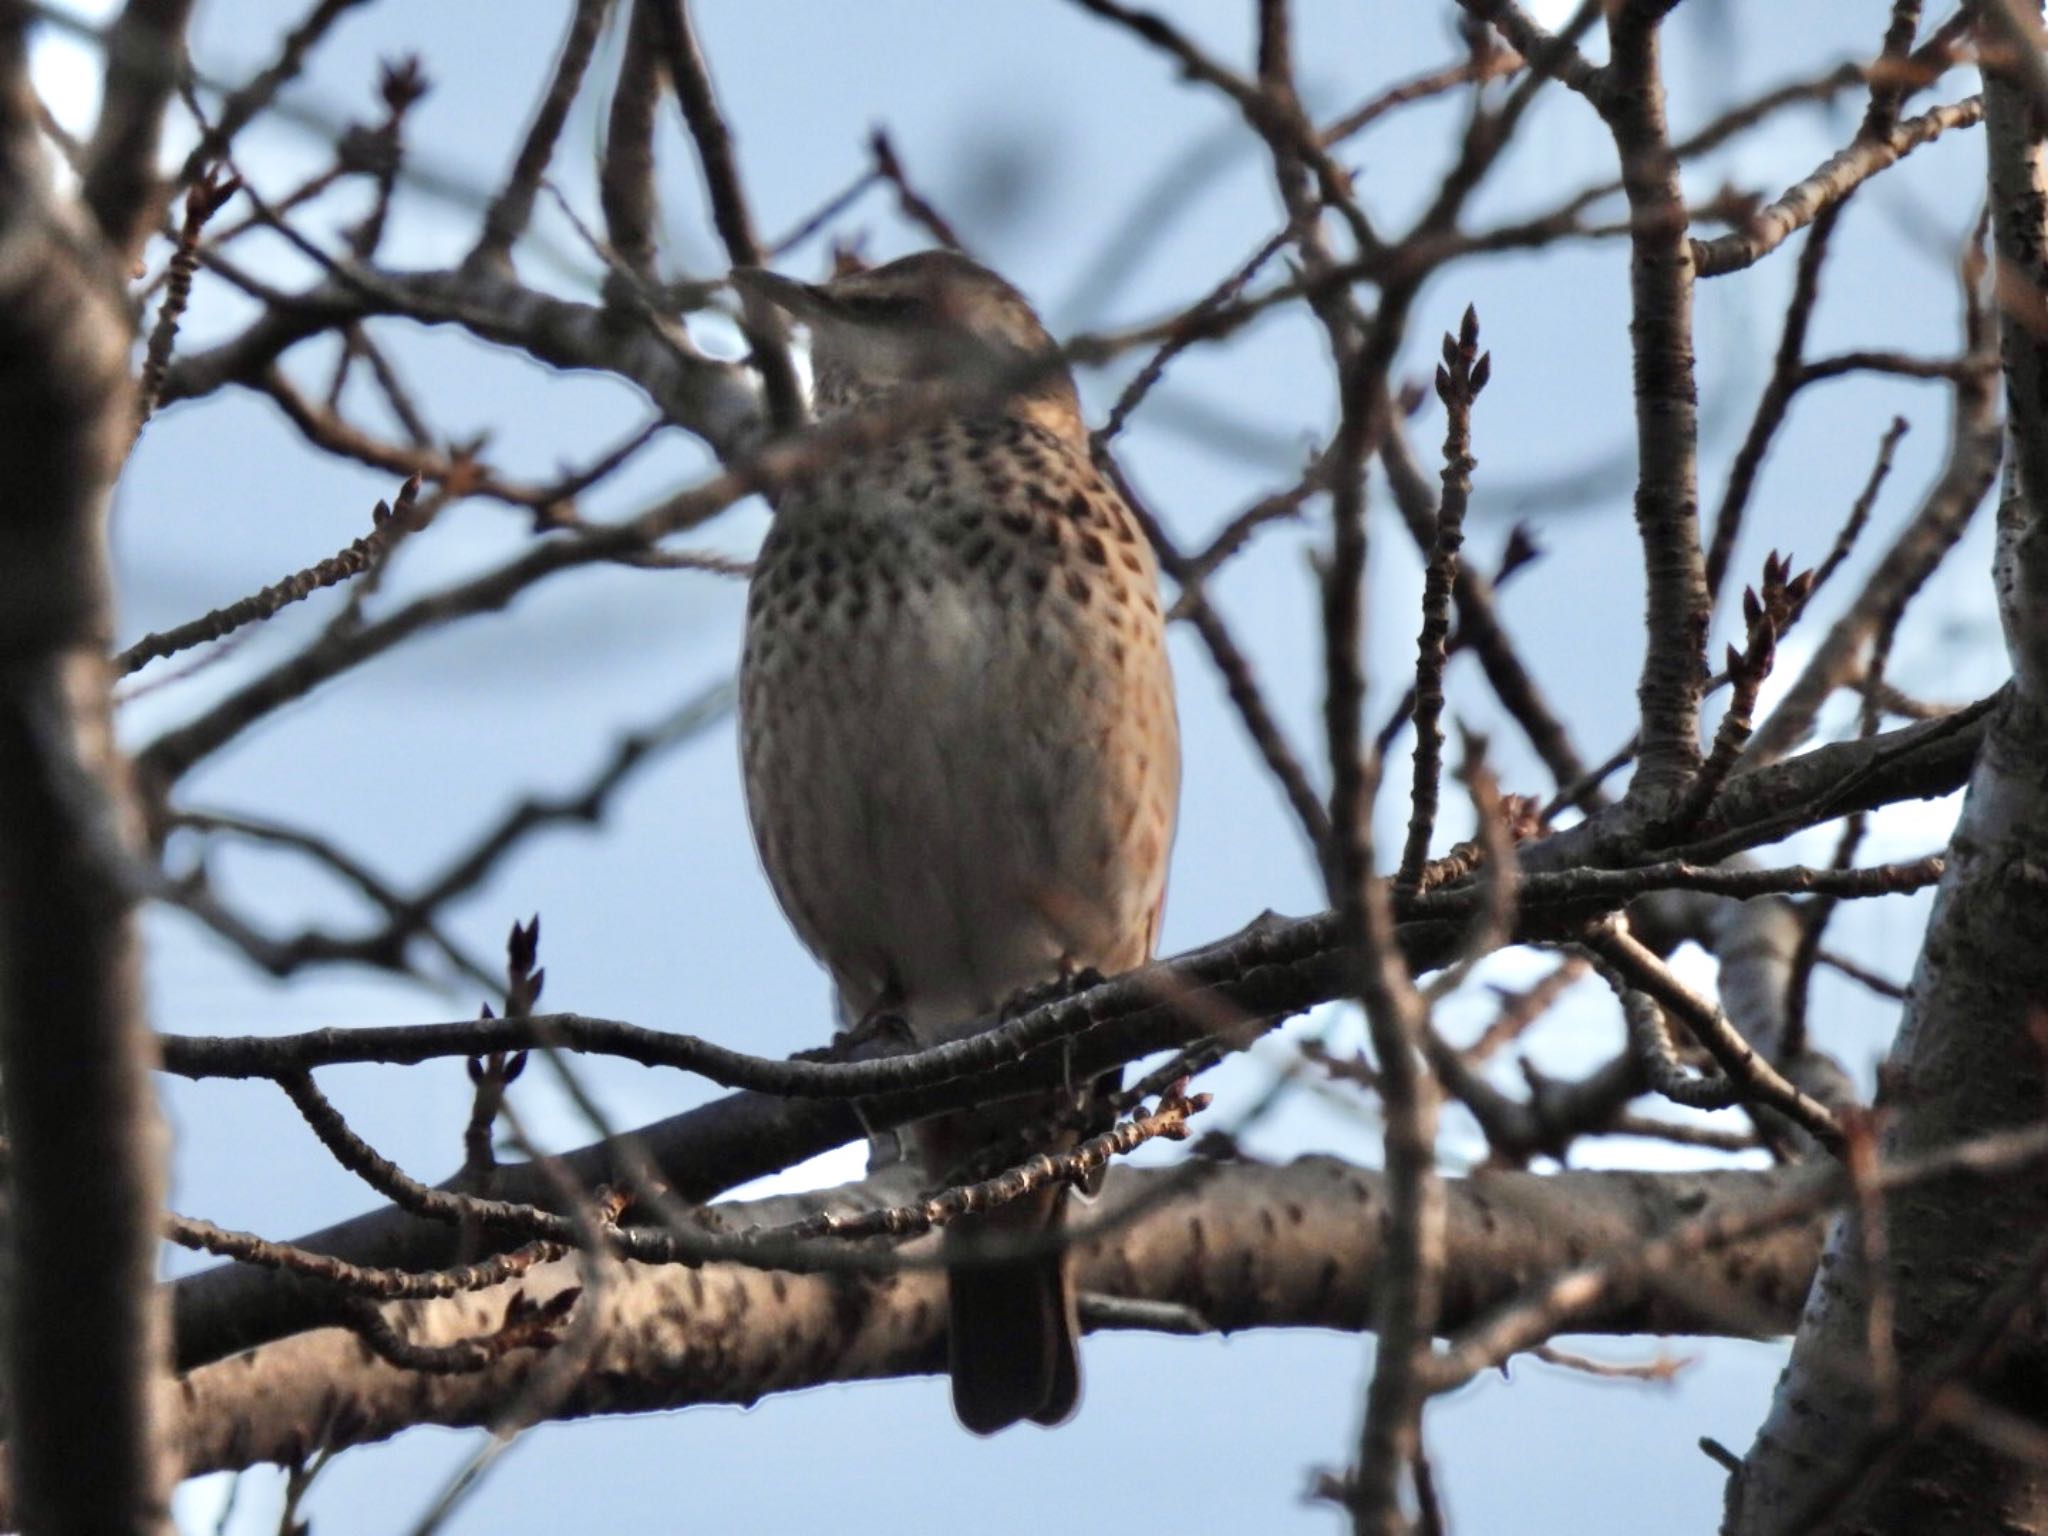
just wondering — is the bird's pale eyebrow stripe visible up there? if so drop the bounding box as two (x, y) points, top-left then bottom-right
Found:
(837, 292), (923, 317)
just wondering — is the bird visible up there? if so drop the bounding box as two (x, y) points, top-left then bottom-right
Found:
(732, 250), (1180, 1434)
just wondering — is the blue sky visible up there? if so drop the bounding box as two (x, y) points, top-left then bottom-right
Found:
(33, 2), (1997, 1529)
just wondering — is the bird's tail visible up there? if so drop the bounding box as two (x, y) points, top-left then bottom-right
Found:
(944, 1180), (1079, 1435)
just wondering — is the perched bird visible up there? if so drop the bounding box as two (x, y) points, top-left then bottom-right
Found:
(733, 251), (1180, 1434)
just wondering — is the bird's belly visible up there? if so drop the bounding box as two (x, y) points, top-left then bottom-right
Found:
(743, 575), (1155, 1042)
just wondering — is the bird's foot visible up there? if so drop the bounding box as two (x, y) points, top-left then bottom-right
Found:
(836, 1007), (917, 1055)
(998, 965), (1107, 1022)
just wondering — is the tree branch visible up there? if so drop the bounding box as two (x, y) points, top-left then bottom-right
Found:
(1602, 4), (1711, 806)
(649, 0), (801, 427)
(151, 1158), (1824, 1502)
(0, 23), (171, 1529)
(1693, 98), (1985, 279)
(80, 0), (195, 255)
(466, 0), (613, 270)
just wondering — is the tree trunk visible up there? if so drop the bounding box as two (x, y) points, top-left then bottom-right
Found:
(0, 34), (171, 1534)
(1726, 22), (2048, 1534)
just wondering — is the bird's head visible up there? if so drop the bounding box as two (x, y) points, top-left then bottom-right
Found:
(732, 251), (1082, 439)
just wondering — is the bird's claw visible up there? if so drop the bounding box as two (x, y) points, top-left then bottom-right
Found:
(999, 965), (1106, 1021)
(837, 1008), (916, 1054)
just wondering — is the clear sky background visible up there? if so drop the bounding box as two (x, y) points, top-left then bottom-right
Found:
(31, 2), (2000, 1530)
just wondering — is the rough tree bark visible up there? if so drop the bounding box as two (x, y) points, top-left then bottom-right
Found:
(1725, 19), (2048, 1534)
(0, 15), (173, 1534)
(146, 1158), (1825, 1502)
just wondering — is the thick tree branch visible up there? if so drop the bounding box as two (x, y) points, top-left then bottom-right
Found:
(158, 262), (759, 453)
(0, 26), (171, 1532)
(1601, 6), (1711, 806)
(80, 0), (195, 256)
(599, 0), (661, 285)
(150, 1159), (1824, 1501)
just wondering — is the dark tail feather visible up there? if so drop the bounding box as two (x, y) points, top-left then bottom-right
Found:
(946, 1185), (1080, 1434)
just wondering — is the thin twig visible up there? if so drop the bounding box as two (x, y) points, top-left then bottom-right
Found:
(115, 474), (426, 676)
(1383, 413), (1591, 794)
(468, 0), (613, 269)
(134, 166), (239, 431)
(744, 1087), (1210, 1243)
(345, 57), (428, 264)
(1816, 947), (1909, 1001)
(337, 1288), (580, 1376)
(1693, 98), (1985, 278)
(1322, 302), (1442, 1535)
(1097, 223), (1296, 443)
(173, 0), (369, 189)
(1321, 46), (1524, 145)
(1813, 416), (1911, 595)
(166, 1213), (566, 1299)
(651, 0), (802, 426)
(1701, 167), (1847, 612)
(1398, 307), (1489, 885)
(868, 129), (965, 251)
(276, 1069), (583, 1244)
(1667, 554), (1814, 833)
(1744, 267), (1999, 767)
(1464, 956), (1586, 1062)
(1530, 1343), (1694, 1382)
(1589, 923), (1844, 1151)
(156, 855), (1944, 1091)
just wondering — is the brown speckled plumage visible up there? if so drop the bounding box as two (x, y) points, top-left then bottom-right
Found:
(734, 253), (1179, 1434)
(743, 413), (1175, 1019)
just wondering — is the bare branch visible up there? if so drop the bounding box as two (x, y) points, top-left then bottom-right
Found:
(1733, 32), (2048, 1523)
(0, 24), (170, 1527)
(1589, 924), (1844, 1150)
(80, 0), (195, 254)
(1744, 321), (1999, 767)
(159, 262), (759, 453)
(1693, 98), (1985, 279)
(1398, 309), (1488, 884)
(160, 683), (1982, 1373)
(1383, 413), (1592, 792)
(174, 0), (369, 189)
(155, 1157), (1828, 1496)
(649, 0), (801, 426)
(1432, 1122), (2048, 1399)
(116, 474), (424, 675)
(133, 166), (238, 431)
(467, 0), (613, 271)
(1601, 5), (1711, 806)
(1321, 45), (1525, 146)
(1454, 0), (1605, 102)
(167, 1215), (567, 1301)
(1320, 311), (1443, 1532)
(599, 0), (661, 283)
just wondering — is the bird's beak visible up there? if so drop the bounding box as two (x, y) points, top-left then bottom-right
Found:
(730, 267), (837, 322)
